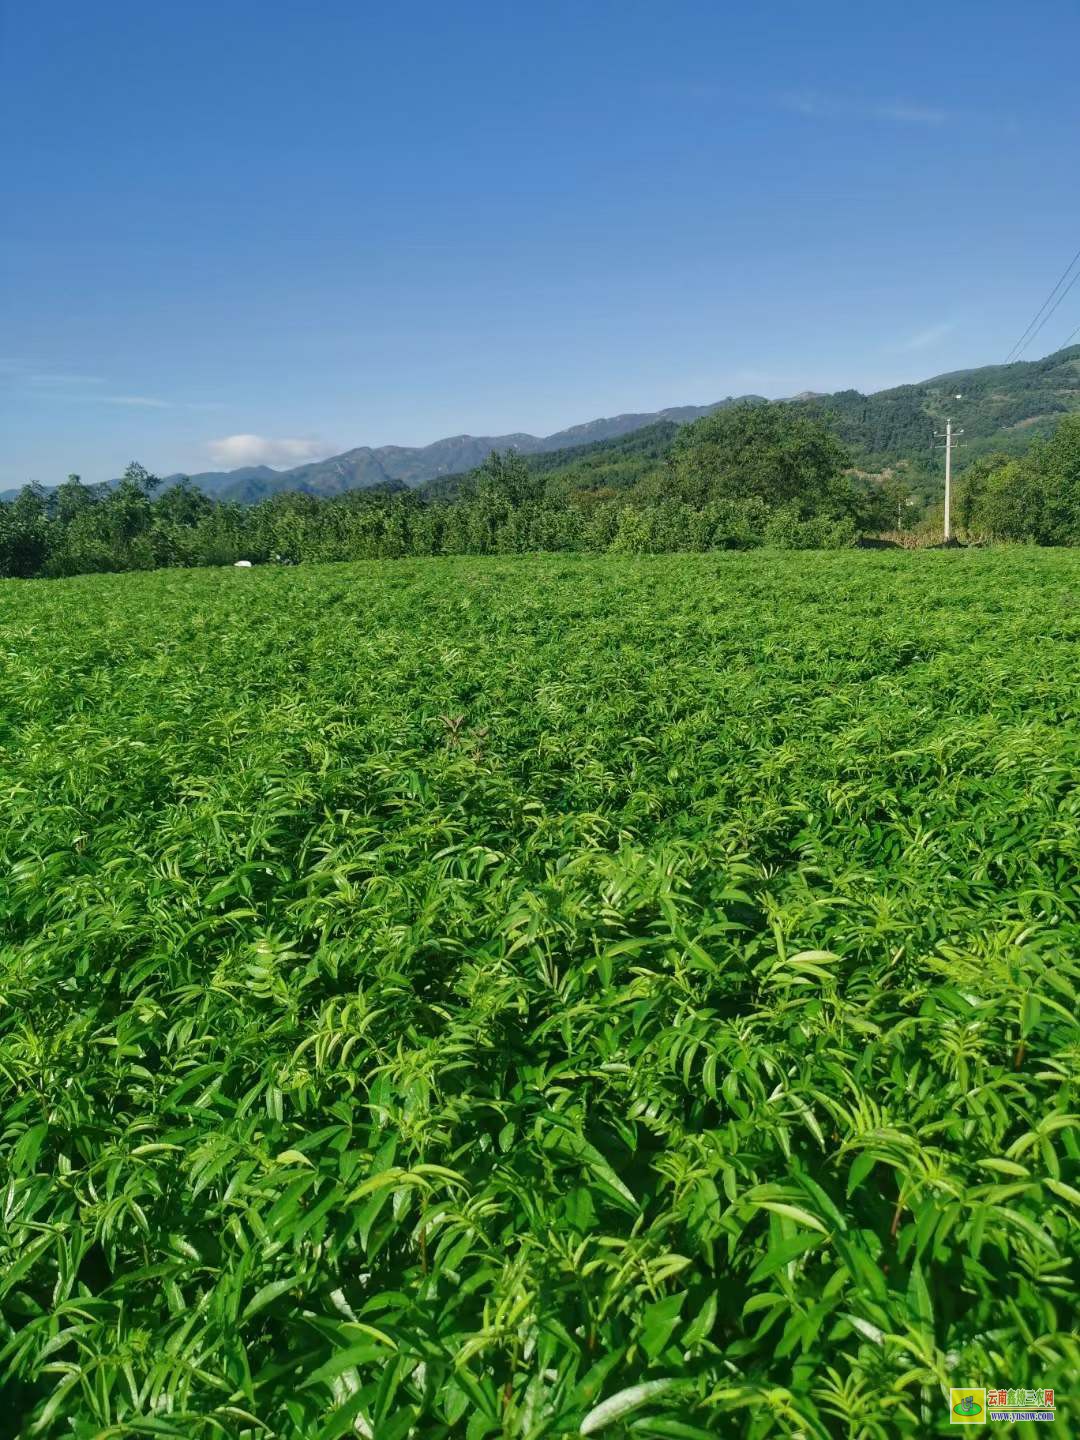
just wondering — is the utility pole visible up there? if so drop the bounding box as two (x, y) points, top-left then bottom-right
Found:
(944, 419), (954, 543)
(933, 416), (964, 544)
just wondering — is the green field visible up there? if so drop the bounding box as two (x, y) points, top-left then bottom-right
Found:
(2, 551), (1079, 1437)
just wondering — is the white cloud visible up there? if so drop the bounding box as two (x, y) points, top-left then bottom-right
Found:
(899, 322), (955, 351)
(783, 89), (827, 117)
(27, 372), (106, 387)
(102, 394), (173, 408)
(1, 362), (223, 410)
(780, 90), (947, 127)
(0, 362), (106, 388)
(207, 434), (331, 469)
(876, 102), (946, 127)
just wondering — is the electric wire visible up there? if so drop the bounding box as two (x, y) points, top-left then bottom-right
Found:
(1011, 267), (1080, 361)
(1005, 244), (1080, 363)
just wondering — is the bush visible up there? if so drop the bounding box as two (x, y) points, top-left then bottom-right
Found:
(764, 507), (856, 550)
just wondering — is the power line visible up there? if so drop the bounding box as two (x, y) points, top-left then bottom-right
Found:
(1013, 266), (1080, 361)
(1062, 320), (1080, 349)
(1006, 245), (1080, 361)
(1005, 243), (1080, 363)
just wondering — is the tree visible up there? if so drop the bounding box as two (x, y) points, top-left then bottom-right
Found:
(609, 505), (652, 553)
(55, 473), (95, 525)
(154, 478), (213, 527)
(1030, 413), (1080, 544)
(977, 460), (1042, 542)
(0, 484), (50, 577)
(666, 404), (856, 517)
(474, 450), (543, 510)
(967, 418), (1080, 544)
(955, 452), (1010, 537)
(121, 461), (162, 496)
(109, 478), (154, 546)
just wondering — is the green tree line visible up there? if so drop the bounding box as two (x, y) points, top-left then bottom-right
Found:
(956, 415), (1080, 545)
(3, 407), (1079, 579)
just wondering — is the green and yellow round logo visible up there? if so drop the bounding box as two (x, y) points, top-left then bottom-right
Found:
(953, 1396), (982, 1417)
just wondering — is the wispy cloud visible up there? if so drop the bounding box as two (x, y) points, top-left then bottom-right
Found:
(101, 394), (173, 408)
(643, 78), (723, 104)
(898, 322), (955, 351)
(877, 102), (947, 127)
(0, 362), (221, 411)
(207, 434), (332, 469)
(1, 361), (106, 389)
(26, 372), (106, 388)
(99, 395), (224, 412)
(783, 90), (825, 118)
(781, 90), (946, 127)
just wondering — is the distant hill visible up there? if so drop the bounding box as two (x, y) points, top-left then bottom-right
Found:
(418, 417), (739, 502)
(0, 400), (756, 505)
(426, 347), (1080, 504)
(184, 400), (752, 504)
(5, 346), (1079, 505)
(798, 345), (1080, 473)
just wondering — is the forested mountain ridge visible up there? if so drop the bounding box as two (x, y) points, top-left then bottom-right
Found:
(419, 419), (687, 501)
(4, 397), (1079, 581)
(0, 400), (748, 505)
(5, 346), (1079, 505)
(800, 345), (1080, 470)
(420, 346), (1080, 504)
(197, 398), (763, 502)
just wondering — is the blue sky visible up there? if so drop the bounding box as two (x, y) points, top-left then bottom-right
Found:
(3, 0), (1079, 486)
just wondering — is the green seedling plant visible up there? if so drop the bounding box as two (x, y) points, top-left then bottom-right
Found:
(0, 549), (1078, 1437)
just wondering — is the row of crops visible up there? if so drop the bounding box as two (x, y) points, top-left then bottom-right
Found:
(1, 550), (1078, 1436)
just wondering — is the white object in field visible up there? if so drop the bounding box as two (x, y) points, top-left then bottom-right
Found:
(234, 560), (253, 568)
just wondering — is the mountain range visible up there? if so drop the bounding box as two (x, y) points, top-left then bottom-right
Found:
(156, 401), (755, 505)
(5, 346), (1079, 505)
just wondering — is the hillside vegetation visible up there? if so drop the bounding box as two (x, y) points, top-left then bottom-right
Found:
(2, 552), (1078, 1436)
(482, 345), (1080, 508)
(0, 411), (871, 578)
(421, 421), (684, 504)
(182, 342), (1080, 501)
(4, 403), (1080, 581)
(802, 344), (1080, 467)
(4, 347), (1079, 508)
